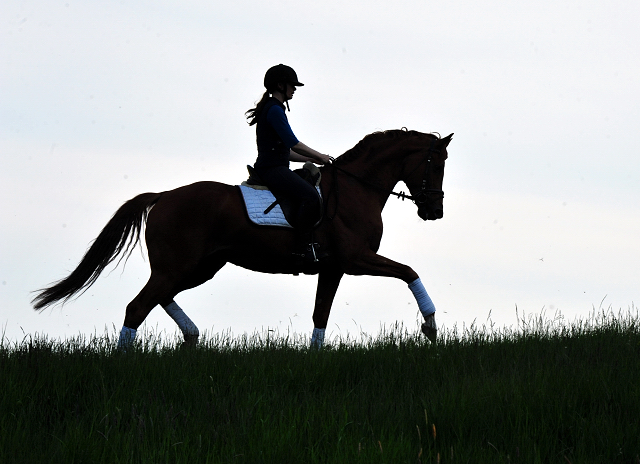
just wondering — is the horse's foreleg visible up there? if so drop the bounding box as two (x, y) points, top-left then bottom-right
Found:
(164, 301), (199, 345)
(311, 268), (343, 348)
(408, 278), (437, 343)
(343, 251), (437, 342)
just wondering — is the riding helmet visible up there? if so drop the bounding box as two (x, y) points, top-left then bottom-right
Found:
(264, 64), (304, 91)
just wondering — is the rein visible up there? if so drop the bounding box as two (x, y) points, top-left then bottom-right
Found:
(325, 141), (444, 220)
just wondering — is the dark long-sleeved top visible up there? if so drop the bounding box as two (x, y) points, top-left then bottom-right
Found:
(254, 97), (299, 170)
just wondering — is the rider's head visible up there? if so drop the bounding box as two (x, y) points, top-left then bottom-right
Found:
(246, 64), (304, 124)
(264, 64), (304, 101)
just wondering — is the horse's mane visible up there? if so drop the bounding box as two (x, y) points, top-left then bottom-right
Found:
(335, 129), (440, 165)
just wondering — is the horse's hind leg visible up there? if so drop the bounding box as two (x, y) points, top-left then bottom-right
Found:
(117, 272), (176, 350)
(162, 257), (228, 346)
(163, 301), (199, 345)
(117, 256), (228, 349)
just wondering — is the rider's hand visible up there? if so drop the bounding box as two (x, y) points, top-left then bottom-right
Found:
(319, 154), (333, 165)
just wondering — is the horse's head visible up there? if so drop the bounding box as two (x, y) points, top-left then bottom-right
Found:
(403, 133), (452, 221)
(330, 129), (452, 221)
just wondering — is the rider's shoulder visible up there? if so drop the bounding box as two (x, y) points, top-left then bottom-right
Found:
(265, 97), (285, 111)
(265, 99), (286, 119)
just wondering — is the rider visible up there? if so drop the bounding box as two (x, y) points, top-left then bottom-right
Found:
(246, 64), (332, 260)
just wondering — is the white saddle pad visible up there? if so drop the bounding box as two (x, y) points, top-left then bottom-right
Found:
(238, 184), (322, 228)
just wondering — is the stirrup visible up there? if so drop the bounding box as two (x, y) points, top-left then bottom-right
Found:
(293, 231), (326, 263)
(308, 241), (319, 263)
(293, 241), (320, 263)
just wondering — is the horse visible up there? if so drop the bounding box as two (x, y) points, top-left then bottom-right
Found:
(32, 129), (452, 349)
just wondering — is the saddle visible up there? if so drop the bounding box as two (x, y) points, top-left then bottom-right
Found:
(245, 162), (321, 189)
(240, 163), (327, 265)
(242, 162), (323, 225)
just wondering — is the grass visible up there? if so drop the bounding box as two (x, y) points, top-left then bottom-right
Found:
(1, 308), (639, 463)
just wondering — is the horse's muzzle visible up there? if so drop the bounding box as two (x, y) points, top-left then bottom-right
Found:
(418, 208), (443, 221)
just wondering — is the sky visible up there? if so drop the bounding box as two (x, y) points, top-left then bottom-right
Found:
(2, 0), (639, 345)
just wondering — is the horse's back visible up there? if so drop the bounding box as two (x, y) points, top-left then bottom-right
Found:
(145, 181), (245, 250)
(165, 180), (237, 199)
(153, 181), (240, 214)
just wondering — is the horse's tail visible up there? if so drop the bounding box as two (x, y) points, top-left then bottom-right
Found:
(32, 192), (162, 311)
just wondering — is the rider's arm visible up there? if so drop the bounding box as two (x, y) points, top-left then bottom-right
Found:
(289, 150), (315, 163)
(290, 143), (332, 165)
(266, 106), (331, 165)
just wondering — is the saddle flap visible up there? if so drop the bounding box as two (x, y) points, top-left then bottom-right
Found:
(238, 184), (323, 229)
(241, 163), (323, 228)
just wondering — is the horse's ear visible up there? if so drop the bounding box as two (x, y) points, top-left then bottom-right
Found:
(441, 133), (453, 148)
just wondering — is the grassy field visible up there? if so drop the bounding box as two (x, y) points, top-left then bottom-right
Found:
(2, 309), (639, 463)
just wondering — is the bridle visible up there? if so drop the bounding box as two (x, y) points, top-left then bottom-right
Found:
(326, 139), (444, 219)
(390, 139), (444, 206)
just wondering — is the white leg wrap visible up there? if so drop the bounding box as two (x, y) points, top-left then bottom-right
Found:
(164, 301), (199, 337)
(408, 278), (436, 318)
(117, 326), (137, 351)
(311, 327), (325, 348)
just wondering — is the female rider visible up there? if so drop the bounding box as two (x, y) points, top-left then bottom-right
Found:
(246, 64), (332, 260)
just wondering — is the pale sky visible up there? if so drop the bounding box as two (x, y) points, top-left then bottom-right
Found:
(2, 0), (639, 344)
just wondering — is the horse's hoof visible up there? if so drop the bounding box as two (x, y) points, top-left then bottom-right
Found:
(421, 315), (437, 343)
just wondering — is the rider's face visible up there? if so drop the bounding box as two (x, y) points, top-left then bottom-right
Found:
(284, 83), (295, 101)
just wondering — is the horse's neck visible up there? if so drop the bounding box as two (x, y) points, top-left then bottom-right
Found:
(338, 147), (404, 194)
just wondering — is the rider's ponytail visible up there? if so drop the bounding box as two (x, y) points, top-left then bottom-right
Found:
(245, 91), (270, 126)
